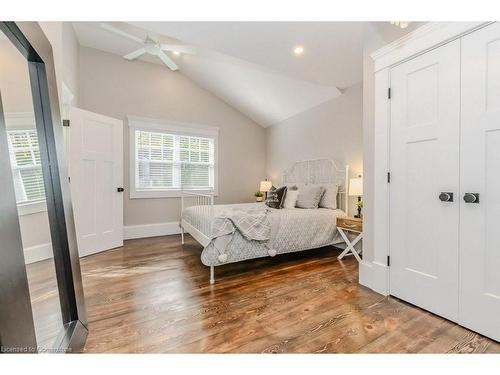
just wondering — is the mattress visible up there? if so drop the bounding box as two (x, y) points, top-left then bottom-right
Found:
(182, 202), (346, 267)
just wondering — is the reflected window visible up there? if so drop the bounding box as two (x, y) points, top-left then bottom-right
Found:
(7, 127), (45, 204)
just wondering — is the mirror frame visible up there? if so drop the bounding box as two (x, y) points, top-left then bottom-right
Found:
(0, 21), (87, 353)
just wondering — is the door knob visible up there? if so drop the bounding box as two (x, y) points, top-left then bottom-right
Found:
(439, 192), (454, 202)
(117, 187), (124, 192)
(463, 193), (479, 203)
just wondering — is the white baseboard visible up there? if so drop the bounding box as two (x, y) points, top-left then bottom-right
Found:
(359, 260), (389, 296)
(24, 243), (53, 264)
(124, 221), (181, 240)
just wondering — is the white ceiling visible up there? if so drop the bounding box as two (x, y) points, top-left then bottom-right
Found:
(130, 22), (365, 88)
(72, 22), (367, 127)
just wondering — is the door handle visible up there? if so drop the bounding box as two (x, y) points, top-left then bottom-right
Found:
(439, 192), (454, 202)
(117, 187), (124, 192)
(463, 193), (479, 203)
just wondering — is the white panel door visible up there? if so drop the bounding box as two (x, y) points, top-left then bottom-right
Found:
(69, 108), (123, 257)
(389, 40), (461, 321)
(460, 22), (500, 341)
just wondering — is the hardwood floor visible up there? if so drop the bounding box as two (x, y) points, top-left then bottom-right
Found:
(71, 234), (500, 353)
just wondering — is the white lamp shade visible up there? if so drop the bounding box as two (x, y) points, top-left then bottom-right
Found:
(349, 177), (363, 196)
(260, 180), (273, 192)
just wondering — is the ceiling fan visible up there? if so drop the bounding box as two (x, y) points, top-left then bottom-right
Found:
(100, 23), (196, 71)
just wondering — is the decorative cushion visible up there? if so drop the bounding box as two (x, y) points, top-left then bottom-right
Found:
(282, 189), (299, 209)
(319, 184), (339, 209)
(265, 186), (287, 209)
(296, 185), (325, 209)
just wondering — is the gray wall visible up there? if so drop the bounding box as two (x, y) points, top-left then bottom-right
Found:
(79, 47), (267, 226)
(266, 82), (363, 213)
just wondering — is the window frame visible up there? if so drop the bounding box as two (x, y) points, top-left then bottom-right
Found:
(128, 116), (219, 199)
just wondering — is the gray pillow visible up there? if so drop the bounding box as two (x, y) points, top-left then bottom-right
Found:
(296, 185), (325, 209)
(319, 184), (339, 209)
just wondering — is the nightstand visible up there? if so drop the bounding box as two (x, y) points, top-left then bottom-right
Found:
(336, 216), (363, 262)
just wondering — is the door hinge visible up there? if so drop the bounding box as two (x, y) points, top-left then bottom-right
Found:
(387, 172), (391, 183)
(388, 87), (391, 99)
(387, 256), (390, 267)
(63, 119), (70, 127)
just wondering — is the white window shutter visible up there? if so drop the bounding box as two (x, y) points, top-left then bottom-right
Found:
(134, 129), (215, 191)
(7, 130), (46, 204)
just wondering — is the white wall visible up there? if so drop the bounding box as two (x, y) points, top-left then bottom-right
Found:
(266, 83), (363, 214)
(78, 46), (267, 227)
(39, 22), (80, 106)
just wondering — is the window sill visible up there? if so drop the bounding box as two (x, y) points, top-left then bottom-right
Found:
(17, 201), (47, 216)
(130, 189), (218, 199)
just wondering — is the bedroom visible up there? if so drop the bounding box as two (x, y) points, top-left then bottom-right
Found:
(1, 0), (500, 369)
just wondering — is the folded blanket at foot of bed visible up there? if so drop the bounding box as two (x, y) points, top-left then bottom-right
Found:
(200, 205), (345, 267)
(210, 206), (274, 262)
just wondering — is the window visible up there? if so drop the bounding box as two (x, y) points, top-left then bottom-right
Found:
(129, 117), (218, 198)
(7, 129), (45, 204)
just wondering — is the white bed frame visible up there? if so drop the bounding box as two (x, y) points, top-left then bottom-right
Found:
(180, 159), (349, 284)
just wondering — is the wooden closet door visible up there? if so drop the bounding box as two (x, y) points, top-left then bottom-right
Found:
(460, 22), (500, 342)
(389, 39), (461, 322)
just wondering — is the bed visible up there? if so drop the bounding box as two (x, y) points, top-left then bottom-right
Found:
(180, 159), (350, 284)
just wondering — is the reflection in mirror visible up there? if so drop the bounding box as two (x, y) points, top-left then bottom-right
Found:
(0, 29), (63, 348)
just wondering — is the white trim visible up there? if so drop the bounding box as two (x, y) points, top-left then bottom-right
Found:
(371, 22), (492, 72)
(124, 221), (181, 240)
(127, 115), (219, 136)
(3, 112), (36, 130)
(128, 116), (219, 199)
(359, 261), (389, 296)
(17, 200), (47, 216)
(24, 243), (52, 264)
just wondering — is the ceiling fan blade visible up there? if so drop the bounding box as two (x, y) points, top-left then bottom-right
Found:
(124, 48), (147, 60)
(160, 44), (196, 55)
(157, 51), (179, 71)
(100, 23), (144, 44)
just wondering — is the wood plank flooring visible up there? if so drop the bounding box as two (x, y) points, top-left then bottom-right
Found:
(73, 234), (500, 353)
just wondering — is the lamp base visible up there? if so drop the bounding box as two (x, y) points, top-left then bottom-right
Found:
(354, 196), (362, 218)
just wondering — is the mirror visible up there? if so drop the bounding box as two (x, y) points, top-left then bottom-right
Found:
(0, 28), (64, 349)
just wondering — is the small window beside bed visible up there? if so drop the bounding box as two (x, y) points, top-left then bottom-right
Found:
(128, 116), (219, 198)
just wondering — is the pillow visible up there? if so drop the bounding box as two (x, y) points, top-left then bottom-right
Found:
(296, 185), (325, 209)
(319, 184), (339, 209)
(282, 189), (299, 209)
(265, 186), (287, 209)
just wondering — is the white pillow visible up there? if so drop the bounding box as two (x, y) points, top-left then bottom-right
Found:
(319, 184), (339, 209)
(296, 185), (325, 209)
(283, 189), (299, 209)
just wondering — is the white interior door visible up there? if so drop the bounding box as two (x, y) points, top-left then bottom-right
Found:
(69, 108), (123, 257)
(460, 22), (500, 341)
(389, 40), (461, 322)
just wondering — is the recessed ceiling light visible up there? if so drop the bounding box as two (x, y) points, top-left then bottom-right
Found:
(173, 51), (181, 56)
(293, 45), (304, 56)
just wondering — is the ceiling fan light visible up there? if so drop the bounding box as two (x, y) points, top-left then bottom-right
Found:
(390, 21), (411, 29)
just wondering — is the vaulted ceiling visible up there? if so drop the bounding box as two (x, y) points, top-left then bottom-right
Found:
(72, 22), (369, 127)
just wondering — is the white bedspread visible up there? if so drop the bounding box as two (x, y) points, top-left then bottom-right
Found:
(182, 203), (346, 266)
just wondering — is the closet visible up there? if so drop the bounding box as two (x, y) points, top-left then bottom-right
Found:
(387, 22), (500, 341)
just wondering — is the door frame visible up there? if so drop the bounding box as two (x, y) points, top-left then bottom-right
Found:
(360, 21), (494, 296)
(0, 22), (87, 353)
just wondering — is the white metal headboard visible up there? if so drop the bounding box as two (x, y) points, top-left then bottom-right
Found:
(282, 158), (349, 213)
